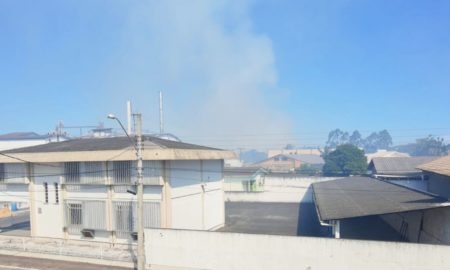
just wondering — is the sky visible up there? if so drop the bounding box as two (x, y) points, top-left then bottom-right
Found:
(1, 0), (449, 150)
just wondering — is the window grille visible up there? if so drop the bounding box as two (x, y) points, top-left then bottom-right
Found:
(64, 201), (107, 231)
(64, 162), (80, 183)
(54, 183), (59, 204)
(44, 182), (48, 204)
(3, 163), (27, 183)
(112, 161), (131, 184)
(112, 201), (161, 233)
(142, 161), (162, 185)
(0, 164), (4, 183)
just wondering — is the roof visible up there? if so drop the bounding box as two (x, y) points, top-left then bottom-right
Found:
(0, 132), (49, 141)
(0, 136), (235, 162)
(312, 176), (450, 221)
(284, 154), (325, 165)
(368, 157), (438, 175)
(418, 155), (450, 177)
(366, 150), (410, 163)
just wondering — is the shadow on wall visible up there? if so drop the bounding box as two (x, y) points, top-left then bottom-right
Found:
(297, 186), (330, 237)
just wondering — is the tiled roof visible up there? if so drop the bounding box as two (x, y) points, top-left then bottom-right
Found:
(417, 155), (450, 177)
(368, 157), (438, 175)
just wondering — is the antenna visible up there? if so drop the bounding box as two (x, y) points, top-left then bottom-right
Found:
(159, 91), (164, 134)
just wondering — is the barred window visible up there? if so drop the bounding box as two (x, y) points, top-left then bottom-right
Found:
(54, 183), (59, 204)
(44, 182), (48, 204)
(0, 164), (4, 183)
(64, 162), (80, 183)
(68, 203), (82, 226)
(113, 161), (131, 184)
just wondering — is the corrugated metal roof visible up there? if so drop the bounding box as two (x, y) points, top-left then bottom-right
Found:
(418, 155), (450, 177)
(368, 157), (438, 175)
(3, 136), (219, 153)
(312, 177), (450, 221)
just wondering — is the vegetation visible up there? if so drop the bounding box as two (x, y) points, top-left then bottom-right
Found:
(296, 164), (321, 175)
(325, 129), (393, 153)
(395, 135), (449, 156)
(322, 144), (367, 176)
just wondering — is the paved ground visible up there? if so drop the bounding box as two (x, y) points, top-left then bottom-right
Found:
(219, 201), (402, 241)
(0, 254), (131, 270)
(218, 201), (328, 237)
(0, 211), (30, 237)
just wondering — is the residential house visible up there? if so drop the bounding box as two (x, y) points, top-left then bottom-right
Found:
(366, 150), (410, 163)
(223, 167), (267, 192)
(418, 155), (450, 198)
(253, 154), (324, 173)
(368, 156), (438, 191)
(0, 136), (234, 243)
(267, 149), (322, 158)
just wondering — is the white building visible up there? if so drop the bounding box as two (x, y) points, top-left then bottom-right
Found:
(0, 136), (234, 243)
(0, 132), (67, 151)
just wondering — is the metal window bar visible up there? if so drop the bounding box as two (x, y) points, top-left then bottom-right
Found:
(112, 201), (161, 233)
(0, 164), (4, 183)
(141, 161), (162, 185)
(4, 163), (27, 184)
(80, 162), (105, 184)
(64, 162), (80, 184)
(44, 182), (48, 204)
(64, 201), (107, 231)
(112, 161), (131, 185)
(54, 183), (59, 204)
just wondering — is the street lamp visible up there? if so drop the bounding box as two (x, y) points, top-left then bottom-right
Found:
(107, 113), (145, 270)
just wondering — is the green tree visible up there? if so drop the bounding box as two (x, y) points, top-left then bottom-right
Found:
(349, 130), (363, 147)
(322, 144), (367, 176)
(411, 136), (448, 156)
(296, 164), (320, 175)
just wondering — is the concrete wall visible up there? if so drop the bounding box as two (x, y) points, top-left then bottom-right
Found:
(381, 207), (450, 245)
(145, 228), (450, 270)
(0, 139), (49, 151)
(170, 160), (224, 231)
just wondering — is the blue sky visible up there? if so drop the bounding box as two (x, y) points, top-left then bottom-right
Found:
(1, 0), (449, 149)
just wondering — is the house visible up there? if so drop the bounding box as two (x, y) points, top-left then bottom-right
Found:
(366, 149), (410, 163)
(417, 155), (450, 198)
(0, 136), (234, 243)
(368, 157), (438, 191)
(252, 154), (324, 173)
(267, 148), (322, 158)
(223, 167), (267, 192)
(312, 177), (450, 244)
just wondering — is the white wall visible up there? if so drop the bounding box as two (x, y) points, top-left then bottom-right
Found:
(0, 140), (49, 151)
(0, 184), (29, 203)
(145, 228), (450, 270)
(33, 164), (64, 238)
(226, 176), (340, 203)
(169, 160), (224, 230)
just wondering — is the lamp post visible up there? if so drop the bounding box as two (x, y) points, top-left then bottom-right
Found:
(108, 113), (145, 270)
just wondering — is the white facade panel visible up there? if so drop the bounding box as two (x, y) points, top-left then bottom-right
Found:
(33, 164), (64, 238)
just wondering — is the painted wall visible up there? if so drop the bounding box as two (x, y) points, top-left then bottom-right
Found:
(145, 228), (450, 270)
(33, 164), (64, 239)
(0, 140), (49, 151)
(170, 160), (224, 230)
(226, 176), (340, 203)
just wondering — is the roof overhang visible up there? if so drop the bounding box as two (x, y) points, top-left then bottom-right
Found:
(312, 176), (450, 222)
(0, 148), (236, 163)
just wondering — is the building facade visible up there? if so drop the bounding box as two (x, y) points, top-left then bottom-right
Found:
(0, 136), (234, 244)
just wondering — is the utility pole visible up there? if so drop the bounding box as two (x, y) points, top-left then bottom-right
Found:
(127, 101), (133, 135)
(135, 113), (145, 270)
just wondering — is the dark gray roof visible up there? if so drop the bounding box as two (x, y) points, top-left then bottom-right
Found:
(368, 157), (438, 175)
(4, 136), (219, 153)
(312, 177), (450, 221)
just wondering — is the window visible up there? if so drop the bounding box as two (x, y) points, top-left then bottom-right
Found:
(68, 203), (82, 226)
(54, 183), (59, 204)
(113, 161), (131, 184)
(64, 162), (80, 183)
(44, 182), (48, 204)
(0, 164), (4, 183)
